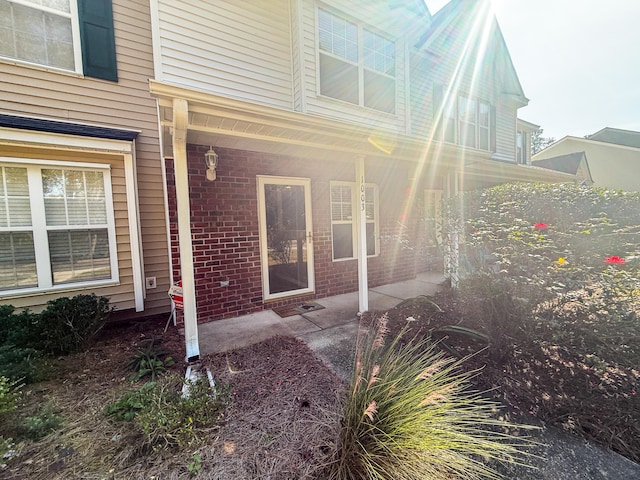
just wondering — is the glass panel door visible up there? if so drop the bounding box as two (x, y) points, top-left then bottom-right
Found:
(258, 176), (314, 300)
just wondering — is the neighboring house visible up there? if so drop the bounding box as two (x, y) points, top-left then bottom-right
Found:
(148, 0), (573, 359)
(0, 0), (171, 319)
(533, 127), (640, 191)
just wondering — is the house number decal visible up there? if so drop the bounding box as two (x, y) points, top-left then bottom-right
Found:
(360, 175), (366, 211)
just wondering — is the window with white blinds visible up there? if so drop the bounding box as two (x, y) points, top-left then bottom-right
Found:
(0, 161), (117, 293)
(330, 181), (378, 260)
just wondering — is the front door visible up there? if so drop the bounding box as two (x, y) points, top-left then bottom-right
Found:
(258, 176), (314, 300)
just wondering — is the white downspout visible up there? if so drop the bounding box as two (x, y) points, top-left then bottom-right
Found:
(172, 98), (200, 361)
(356, 155), (369, 313)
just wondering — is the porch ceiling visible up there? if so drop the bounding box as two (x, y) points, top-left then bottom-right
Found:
(149, 80), (575, 184)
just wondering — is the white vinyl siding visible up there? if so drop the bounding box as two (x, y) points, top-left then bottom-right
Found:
(155, 0), (293, 110)
(330, 181), (378, 261)
(0, 160), (118, 294)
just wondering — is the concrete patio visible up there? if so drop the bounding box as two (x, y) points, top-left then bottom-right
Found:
(197, 271), (445, 366)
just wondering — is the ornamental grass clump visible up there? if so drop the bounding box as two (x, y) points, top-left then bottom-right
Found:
(329, 314), (535, 480)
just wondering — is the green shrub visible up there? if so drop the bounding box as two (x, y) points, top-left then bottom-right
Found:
(0, 346), (45, 384)
(445, 183), (640, 367)
(105, 376), (226, 450)
(328, 314), (534, 480)
(0, 306), (41, 351)
(0, 294), (112, 357)
(38, 294), (112, 355)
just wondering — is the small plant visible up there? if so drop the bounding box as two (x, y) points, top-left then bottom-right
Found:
(0, 376), (21, 415)
(105, 376), (226, 450)
(187, 452), (203, 475)
(19, 402), (64, 440)
(128, 337), (175, 381)
(0, 376), (21, 465)
(104, 381), (158, 421)
(329, 314), (535, 480)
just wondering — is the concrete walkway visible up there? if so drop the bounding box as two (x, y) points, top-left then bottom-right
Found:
(194, 272), (640, 479)
(197, 271), (445, 359)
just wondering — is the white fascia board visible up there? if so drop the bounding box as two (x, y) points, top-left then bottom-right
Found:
(0, 127), (134, 154)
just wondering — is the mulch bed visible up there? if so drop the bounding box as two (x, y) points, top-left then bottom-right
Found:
(381, 290), (640, 464)
(1, 318), (343, 480)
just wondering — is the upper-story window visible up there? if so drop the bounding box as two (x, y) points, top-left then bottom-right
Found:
(318, 8), (396, 114)
(0, 0), (118, 81)
(436, 87), (493, 151)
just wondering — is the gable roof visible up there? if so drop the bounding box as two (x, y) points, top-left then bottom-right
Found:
(415, 0), (526, 102)
(586, 127), (640, 148)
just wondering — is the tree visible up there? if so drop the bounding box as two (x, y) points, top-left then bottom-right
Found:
(531, 128), (556, 154)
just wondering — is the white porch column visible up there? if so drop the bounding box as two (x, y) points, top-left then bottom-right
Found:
(356, 155), (369, 313)
(444, 170), (461, 288)
(172, 98), (200, 361)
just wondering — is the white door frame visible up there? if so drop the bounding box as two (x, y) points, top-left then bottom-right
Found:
(257, 175), (315, 301)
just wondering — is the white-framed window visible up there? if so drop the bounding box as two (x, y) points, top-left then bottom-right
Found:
(0, 0), (81, 72)
(0, 0), (118, 81)
(0, 159), (118, 293)
(330, 181), (378, 260)
(437, 89), (492, 151)
(318, 7), (396, 114)
(516, 130), (527, 164)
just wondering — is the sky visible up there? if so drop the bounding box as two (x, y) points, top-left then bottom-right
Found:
(426, 0), (640, 141)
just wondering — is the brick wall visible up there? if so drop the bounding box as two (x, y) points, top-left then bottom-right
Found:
(166, 146), (421, 323)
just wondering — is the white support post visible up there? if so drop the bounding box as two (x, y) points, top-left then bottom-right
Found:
(356, 155), (369, 313)
(444, 170), (461, 289)
(172, 98), (200, 361)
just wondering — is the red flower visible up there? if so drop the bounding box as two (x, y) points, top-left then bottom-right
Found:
(534, 223), (548, 229)
(604, 256), (625, 265)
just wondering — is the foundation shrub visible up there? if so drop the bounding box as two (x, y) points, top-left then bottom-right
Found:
(0, 346), (45, 384)
(38, 294), (112, 355)
(445, 183), (640, 365)
(439, 183), (640, 460)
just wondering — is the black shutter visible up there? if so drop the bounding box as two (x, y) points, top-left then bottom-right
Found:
(78, 0), (118, 82)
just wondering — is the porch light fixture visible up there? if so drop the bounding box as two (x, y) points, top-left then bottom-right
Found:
(204, 146), (218, 181)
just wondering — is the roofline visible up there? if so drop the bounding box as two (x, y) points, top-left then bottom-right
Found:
(587, 126), (640, 138)
(517, 118), (540, 130)
(532, 135), (640, 159)
(0, 113), (140, 141)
